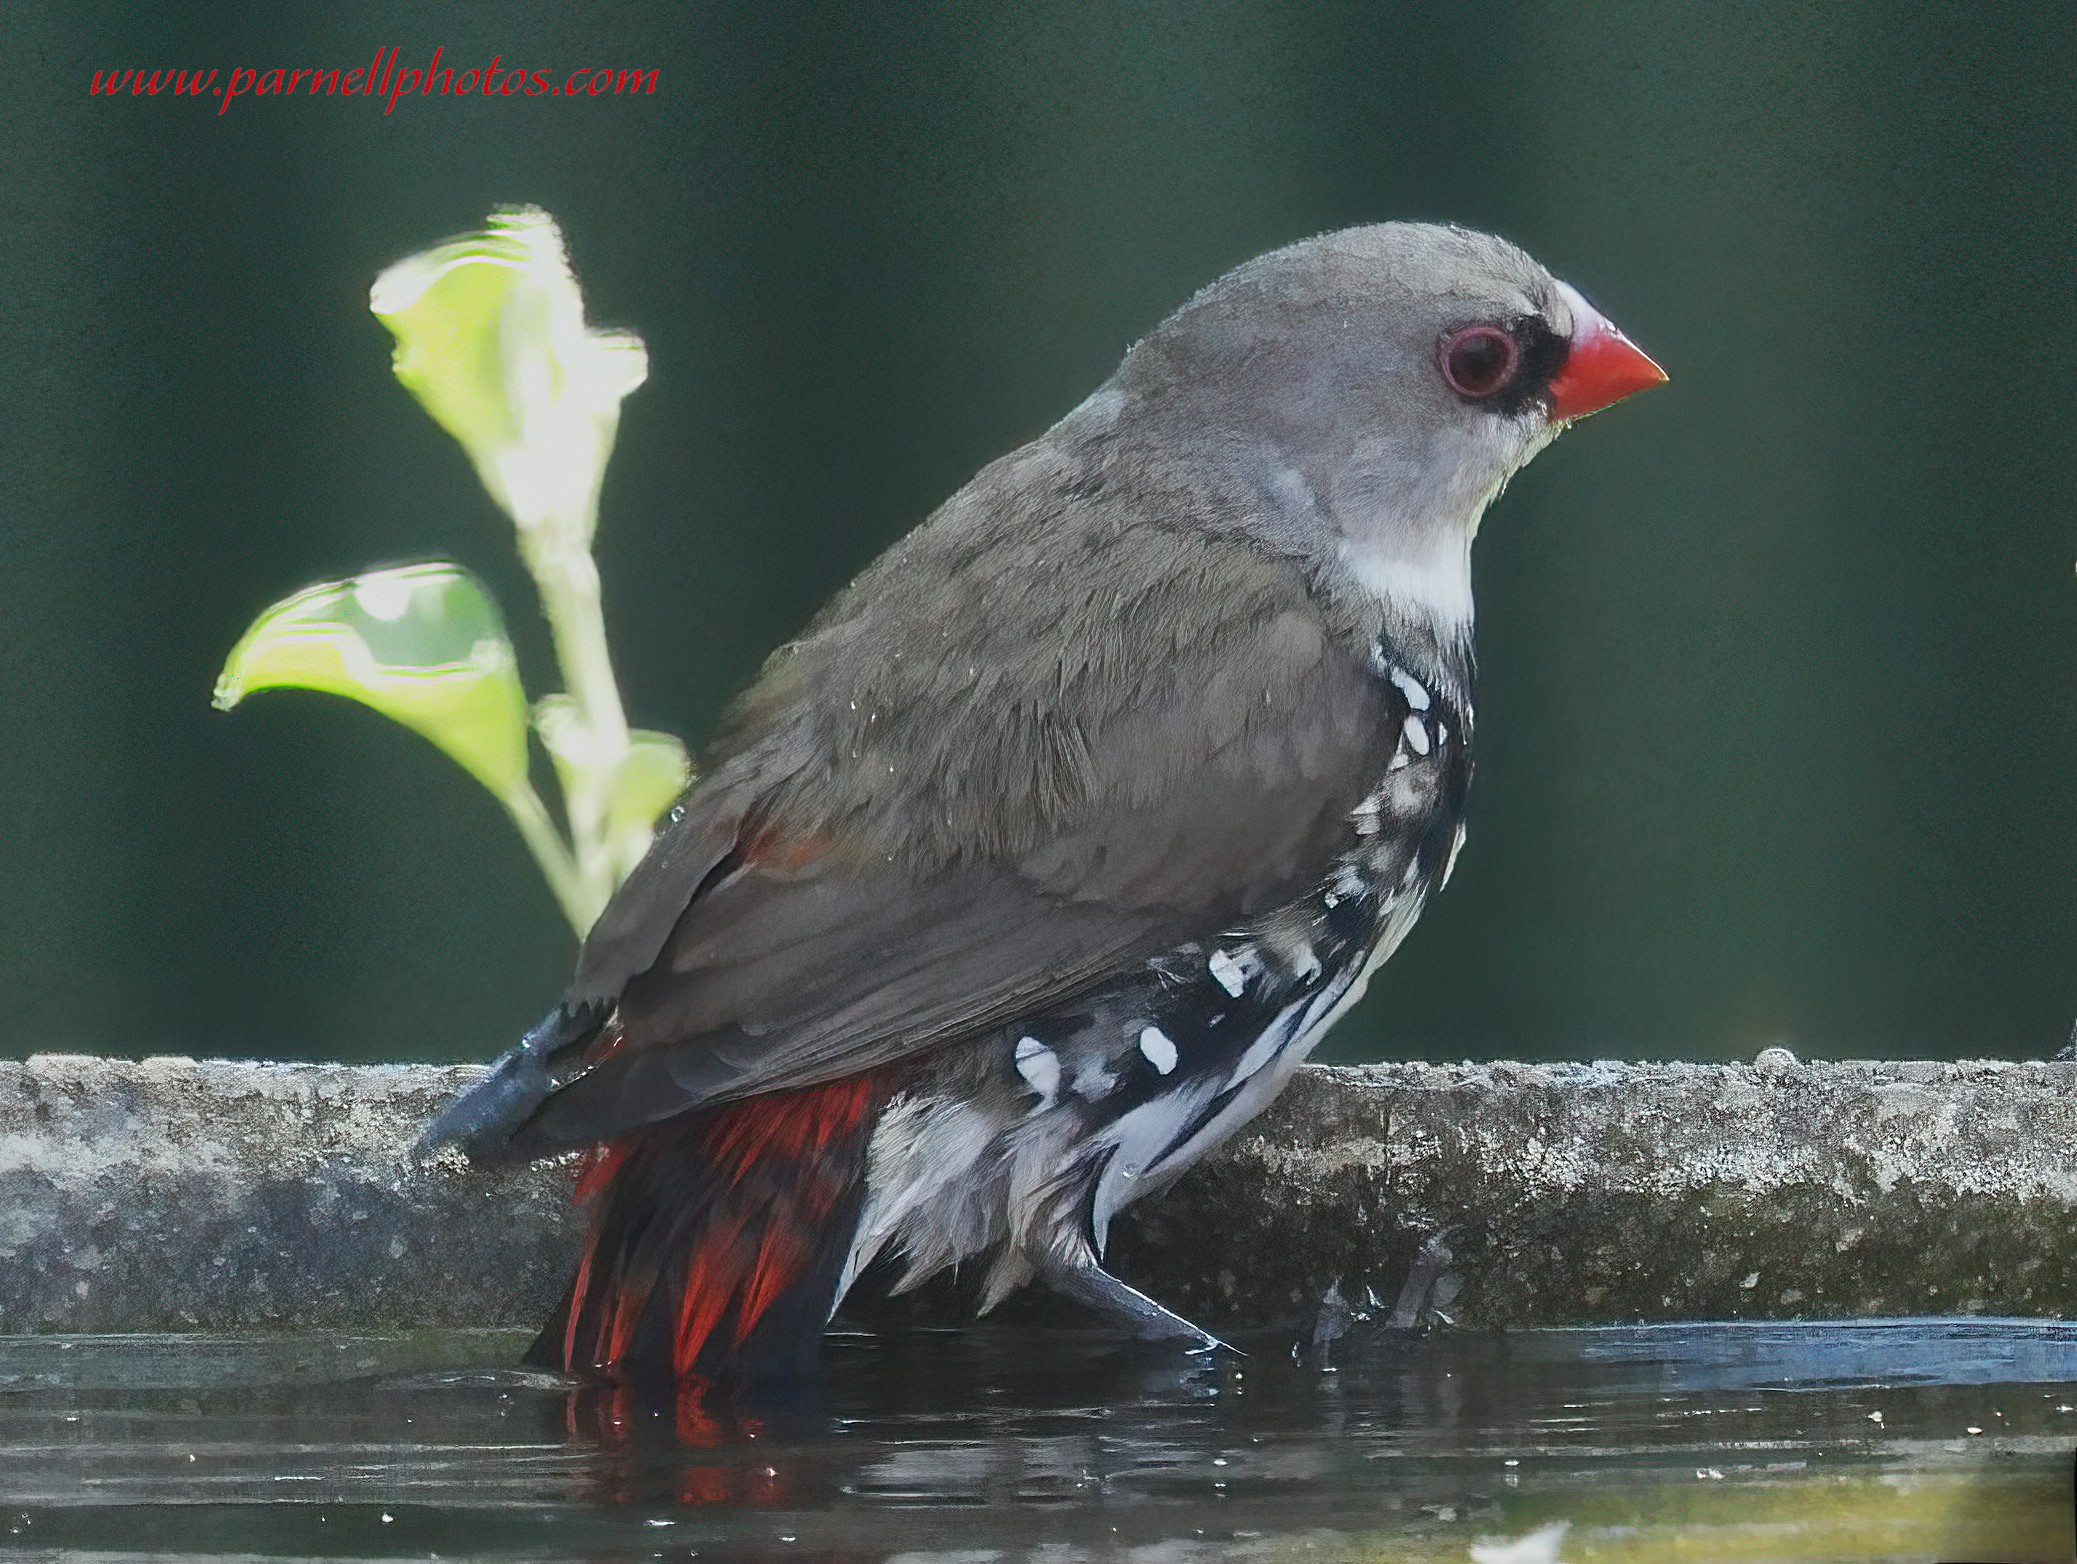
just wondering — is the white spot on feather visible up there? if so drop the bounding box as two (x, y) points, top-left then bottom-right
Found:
(1138, 1025), (1178, 1075)
(1401, 714), (1432, 757)
(1208, 949), (1247, 997)
(1387, 665), (1431, 711)
(1350, 787), (1385, 836)
(1014, 1036), (1059, 1105)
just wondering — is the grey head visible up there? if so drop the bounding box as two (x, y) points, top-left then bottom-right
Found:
(1072, 223), (1663, 643)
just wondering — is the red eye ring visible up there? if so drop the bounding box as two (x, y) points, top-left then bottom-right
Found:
(1438, 325), (1521, 400)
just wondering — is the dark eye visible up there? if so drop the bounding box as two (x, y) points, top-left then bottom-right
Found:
(1438, 325), (1520, 400)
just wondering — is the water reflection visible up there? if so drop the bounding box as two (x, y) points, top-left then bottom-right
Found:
(0, 1321), (2069, 1560)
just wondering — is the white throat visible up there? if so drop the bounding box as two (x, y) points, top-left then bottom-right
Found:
(1323, 405), (1561, 636)
(1339, 528), (1475, 631)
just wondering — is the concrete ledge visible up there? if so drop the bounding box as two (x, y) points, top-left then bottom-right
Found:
(3, 1055), (2074, 1334)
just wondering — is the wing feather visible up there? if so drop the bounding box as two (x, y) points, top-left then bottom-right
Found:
(515, 474), (1406, 1156)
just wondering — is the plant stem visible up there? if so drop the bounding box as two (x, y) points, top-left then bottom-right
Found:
(521, 528), (658, 919)
(499, 779), (596, 934)
(531, 539), (630, 754)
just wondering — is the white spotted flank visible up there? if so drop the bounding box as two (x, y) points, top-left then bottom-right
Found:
(1014, 1035), (1060, 1105)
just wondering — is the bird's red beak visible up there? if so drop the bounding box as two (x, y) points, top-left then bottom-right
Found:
(1545, 296), (1667, 422)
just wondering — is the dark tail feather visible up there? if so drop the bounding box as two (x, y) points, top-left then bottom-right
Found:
(530, 1074), (889, 1384)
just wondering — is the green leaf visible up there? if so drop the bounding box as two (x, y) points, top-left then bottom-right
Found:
(369, 207), (647, 548)
(533, 693), (690, 838)
(214, 563), (532, 801)
(609, 729), (693, 838)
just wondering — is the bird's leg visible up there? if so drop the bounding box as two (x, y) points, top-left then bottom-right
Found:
(1039, 1236), (1233, 1354)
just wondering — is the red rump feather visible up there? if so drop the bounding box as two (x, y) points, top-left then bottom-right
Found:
(534, 1074), (888, 1383)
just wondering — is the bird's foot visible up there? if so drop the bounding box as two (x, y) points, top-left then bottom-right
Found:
(1386, 1230), (1463, 1330)
(1041, 1249), (1238, 1356)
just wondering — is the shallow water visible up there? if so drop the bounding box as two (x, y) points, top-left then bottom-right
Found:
(0, 1319), (2072, 1562)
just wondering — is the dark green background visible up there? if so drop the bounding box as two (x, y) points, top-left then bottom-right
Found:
(8, 3), (2075, 1064)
